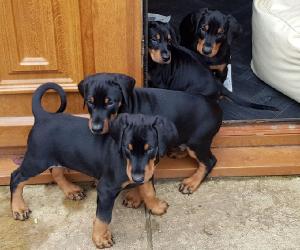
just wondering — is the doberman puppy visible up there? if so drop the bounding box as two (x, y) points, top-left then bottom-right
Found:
(10, 83), (177, 249)
(77, 73), (223, 199)
(148, 20), (278, 111)
(180, 8), (242, 83)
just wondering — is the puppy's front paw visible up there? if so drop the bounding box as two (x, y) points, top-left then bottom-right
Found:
(12, 206), (32, 221)
(147, 198), (169, 216)
(178, 177), (201, 195)
(67, 189), (86, 201)
(93, 219), (114, 249)
(122, 189), (143, 209)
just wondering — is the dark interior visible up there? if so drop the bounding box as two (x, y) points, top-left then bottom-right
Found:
(147, 0), (300, 121)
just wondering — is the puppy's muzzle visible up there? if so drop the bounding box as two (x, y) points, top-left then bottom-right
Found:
(161, 51), (171, 63)
(132, 174), (145, 184)
(202, 45), (212, 55)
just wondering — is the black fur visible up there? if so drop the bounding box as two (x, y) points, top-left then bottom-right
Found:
(180, 8), (242, 82)
(10, 83), (177, 224)
(78, 73), (223, 183)
(149, 20), (277, 111)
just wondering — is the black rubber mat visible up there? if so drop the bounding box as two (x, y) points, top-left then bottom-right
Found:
(148, 0), (300, 121)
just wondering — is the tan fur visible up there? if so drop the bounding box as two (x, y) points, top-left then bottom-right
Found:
(138, 182), (169, 215)
(149, 49), (171, 64)
(123, 187), (143, 208)
(197, 39), (221, 58)
(11, 180), (31, 221)
(144, 159), (155, 183)
(92, 218), (113, 248)
(209, 63), (227, 73)
(144, 144), (149, 151)
(178, 148), (207, 194)
(51, 167), (85, 200)
(126, 158), (133, 181)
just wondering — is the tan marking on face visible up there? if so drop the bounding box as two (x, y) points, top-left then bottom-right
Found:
(144, 158), (156, 182)
(92, 218), (113, 248)
(155, 33), (160, 40)
(197, 40), (221, 58)
(128, 144), (133, 151)
(104, 97), (109, 104)
(167, 34), (171, 41)
(144, 144), (149, 151)
(149, 49), (163, 63)
(101, 118), (109, 134)
(196, 39), (205, 55)
(126, 158), (133, 181)
(210, 42), (222, 57)
(204, 25), (209, 31)
(118, 102), (122, 107)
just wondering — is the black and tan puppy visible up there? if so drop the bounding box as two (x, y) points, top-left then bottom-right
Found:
(148, 20), (219, 99)
(78, 73), (223, 198)
(148, 20), (277, 111)
(10, 83), (177, 248)
(180, 8), (242, 83)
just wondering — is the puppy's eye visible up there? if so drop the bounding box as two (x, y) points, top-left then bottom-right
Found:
(87, 97), (94, 105)
(201, 25), (208, 32)
(218, 28), (224, 34)
(104, 98), (114, 106)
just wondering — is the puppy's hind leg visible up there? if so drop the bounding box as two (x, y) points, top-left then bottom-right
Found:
(179, 145), (216, 195)
(10, 157), (49, 221)
(51, 167), (85, 201)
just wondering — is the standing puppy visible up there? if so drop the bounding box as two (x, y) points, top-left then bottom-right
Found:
(180, 8), (242, 83)
(10, 83), (177, 248)
(78, 73), (223, 196)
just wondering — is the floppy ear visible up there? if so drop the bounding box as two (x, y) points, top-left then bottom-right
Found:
(152, 116), (178, 157)
(227, 15), (242, 45)
(77, 79), (86, 108)
(109, 113), (130, 153)
(114, 74), (135, 106)
(78, 80), (85, 98)
(180, 8), (208, 47)
(168, 24), (179, 46)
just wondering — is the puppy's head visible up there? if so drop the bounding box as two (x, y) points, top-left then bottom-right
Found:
(180, 8), (242, 57)
(148, 21), (178, 64)
(110, 113), (178, 183)
(78, 73), (135, 135)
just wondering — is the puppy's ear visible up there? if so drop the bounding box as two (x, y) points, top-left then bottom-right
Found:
(78, 79), (86, 108)
(227, 15), (242, 45)
(110, 113), (129, 153)
(152, 116), (178, 157)
(115, 74), (135, 106)
(78, 80), (85, 98)
(180, 8), (208, 47)
(168, 24), (179, 46)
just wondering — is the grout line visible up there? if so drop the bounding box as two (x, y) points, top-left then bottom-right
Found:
(144, 206), (153, 250)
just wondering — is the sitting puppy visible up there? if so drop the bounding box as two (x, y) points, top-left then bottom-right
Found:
(10, 83), (177, 248)
(148, 20), (277, 111)
(77, 73), (223, 198)
(180, 8), (242, 83)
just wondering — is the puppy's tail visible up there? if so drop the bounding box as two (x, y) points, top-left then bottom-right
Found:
(221, 86), (278, 111)
(32, 82), (67, 119)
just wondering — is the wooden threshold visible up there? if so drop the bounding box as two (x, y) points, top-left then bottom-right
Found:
(0, 116), (300, 185)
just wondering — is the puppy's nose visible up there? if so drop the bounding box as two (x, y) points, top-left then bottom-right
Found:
(132, 174), (144, 184)
(202, 46), (212, 55)
(91, 123), (103, 134)
(161, 52), (171, 62)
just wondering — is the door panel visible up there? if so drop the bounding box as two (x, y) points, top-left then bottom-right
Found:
(0, 0), (83, 92)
